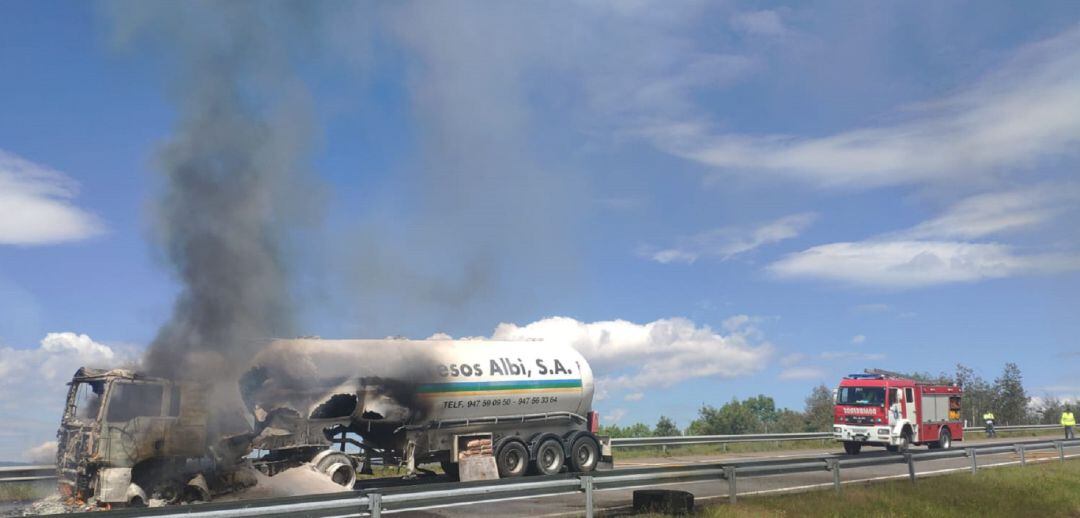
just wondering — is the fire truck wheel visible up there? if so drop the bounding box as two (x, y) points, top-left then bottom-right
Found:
(896, 429), (912, 453)
(843, 442), (862, 455)
(938, 428), (952, 450)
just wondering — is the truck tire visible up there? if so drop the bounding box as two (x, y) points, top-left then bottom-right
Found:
(568, 434), (600, 473)
(534, 439), (565, 476)
(843, 442), (862, 455)
(938, 428), (952, 450)
(496, 440), (528, 478)
(312, 451), (357, 487)
(895, 429), (912, 453)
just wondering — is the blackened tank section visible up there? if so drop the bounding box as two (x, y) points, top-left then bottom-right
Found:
(238, 338), (594, 452)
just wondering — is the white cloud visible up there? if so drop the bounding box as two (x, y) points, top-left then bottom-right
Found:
(779, 349), (883, 381)
(819, 351), (885, 361)
(604, 408), (627, 423)
(646, 24), (1080, 188)
(779, 353), (806, 367)
(646, 212), (817, 264)
(851, 334), (866, 345)
(731, 10), (787, 38)
(900, 185), (1080, 240)
(779, 366), (826, 381)
(0, 333), (136, 461)
(491, 315), (773, 395)
(624, 392), (644, 402)
(769, 240), (1080, 288)
(768, 184), (1080, 288)
(0, 150), (104, 245)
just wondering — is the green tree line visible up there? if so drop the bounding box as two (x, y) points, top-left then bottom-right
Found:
(600, 362), (1068, 437)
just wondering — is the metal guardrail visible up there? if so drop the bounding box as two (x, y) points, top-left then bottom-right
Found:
(0, 464), (55, 484)
(611, 424), (1062, 447)
(1, 424), (1063, 487)
(41, 437), (1080, 518)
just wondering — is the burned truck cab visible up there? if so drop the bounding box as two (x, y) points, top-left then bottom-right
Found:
(57, 368), (210, 506)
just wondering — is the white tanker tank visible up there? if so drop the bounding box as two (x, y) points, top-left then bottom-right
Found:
(240, 338), (606, 480)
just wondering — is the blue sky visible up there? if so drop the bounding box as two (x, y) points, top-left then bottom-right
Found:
(2, 1), (1080, 460)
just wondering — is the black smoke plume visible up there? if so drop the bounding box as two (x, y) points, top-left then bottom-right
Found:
(108, 2), (322, 380)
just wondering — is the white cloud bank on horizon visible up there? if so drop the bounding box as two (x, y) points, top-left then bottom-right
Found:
(645, 23), (1080, 188)
(0, 150), (104, 246)
(646, 212), (817, 264)
(0, 333), (136, 461)
(489, 315), (773, 399)
(768, 186), (1080, 288)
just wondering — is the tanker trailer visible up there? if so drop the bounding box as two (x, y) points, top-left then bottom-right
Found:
(239, 338), (608, 480)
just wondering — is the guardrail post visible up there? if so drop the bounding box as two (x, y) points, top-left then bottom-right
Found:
(1056, 441), (1065, 462)
(1017, 444), (1026, 467)
(368, 492), (382, 518)
(968, 448), (978, 474)
(826, 458), (841, 495)
(724, 465), (737, 504)
(904, 453), (916, 484)
(580, 475), (594, 518)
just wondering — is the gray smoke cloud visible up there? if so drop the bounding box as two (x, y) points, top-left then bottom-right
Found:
(107, 2), (324, 379)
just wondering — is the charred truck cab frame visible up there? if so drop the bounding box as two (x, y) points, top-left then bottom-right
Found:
(833, 370), (963, 455)
(57, 367), (220, 506)
(57, 339), (608, 507)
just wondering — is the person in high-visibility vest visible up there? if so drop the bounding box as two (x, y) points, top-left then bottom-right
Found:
(983, 411), (996, 438)
(1062, 407), (1076, 440)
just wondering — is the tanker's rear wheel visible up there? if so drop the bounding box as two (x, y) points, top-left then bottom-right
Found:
(496, 440), (528, 478)
(569, 435), (600, 473)
(534, 439), (565, 476)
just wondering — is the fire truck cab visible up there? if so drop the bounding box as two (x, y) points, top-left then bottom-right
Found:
(833, 371), (963, 455)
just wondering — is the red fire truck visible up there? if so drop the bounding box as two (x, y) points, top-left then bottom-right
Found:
(833, 370), (963, 454)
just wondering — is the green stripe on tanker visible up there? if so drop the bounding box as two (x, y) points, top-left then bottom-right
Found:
(417, 378), (583, 394)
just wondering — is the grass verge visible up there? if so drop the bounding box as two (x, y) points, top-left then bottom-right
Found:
(0, 480), (54, 503)
(694, 458), (1080, 517)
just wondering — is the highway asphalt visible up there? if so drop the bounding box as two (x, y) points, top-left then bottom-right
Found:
(393, 435), (1078, 517)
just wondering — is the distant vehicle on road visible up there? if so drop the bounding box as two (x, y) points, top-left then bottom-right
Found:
(833, 369), (963, 455)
